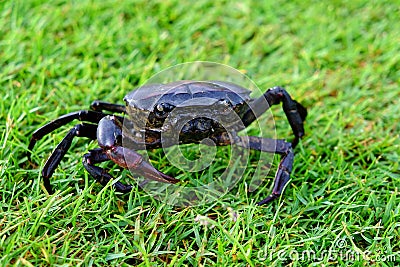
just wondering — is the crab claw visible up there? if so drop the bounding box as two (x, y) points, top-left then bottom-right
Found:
(107, 146), (179, 184)
(132, 157), (180, 184)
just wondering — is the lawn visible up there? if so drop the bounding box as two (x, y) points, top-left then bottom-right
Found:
(1, 0), (399, 266)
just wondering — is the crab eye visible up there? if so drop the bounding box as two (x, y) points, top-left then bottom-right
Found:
(219, 99), (232, 107)
(154, 102), (174, 116)
(156, 104), (164, 112)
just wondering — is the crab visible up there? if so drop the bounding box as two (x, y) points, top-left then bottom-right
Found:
(28, 80), (307, 205)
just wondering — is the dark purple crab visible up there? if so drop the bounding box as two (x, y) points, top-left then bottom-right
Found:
(28, 80), (307, 205)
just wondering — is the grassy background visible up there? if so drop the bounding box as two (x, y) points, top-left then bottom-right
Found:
(1, 0), (399, 266)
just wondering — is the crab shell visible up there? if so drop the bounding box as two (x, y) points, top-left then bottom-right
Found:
(123, 81), (253, 139)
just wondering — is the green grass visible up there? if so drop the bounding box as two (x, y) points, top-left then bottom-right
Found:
(1, 0), (399, 266)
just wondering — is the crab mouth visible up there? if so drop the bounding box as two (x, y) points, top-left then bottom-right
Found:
(180, 117), (214, 135)
(151, 113), (220, 145)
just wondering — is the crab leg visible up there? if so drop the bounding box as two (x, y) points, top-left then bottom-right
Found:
(242, 86), (307, 147)
(236, 136), (294, 205)
(256, 148), (293, 205)
(82, 148), (133, 193)
(90, 101), (126, 113)
(40, 123), (98, 193)
(28, 110), (109, 159)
